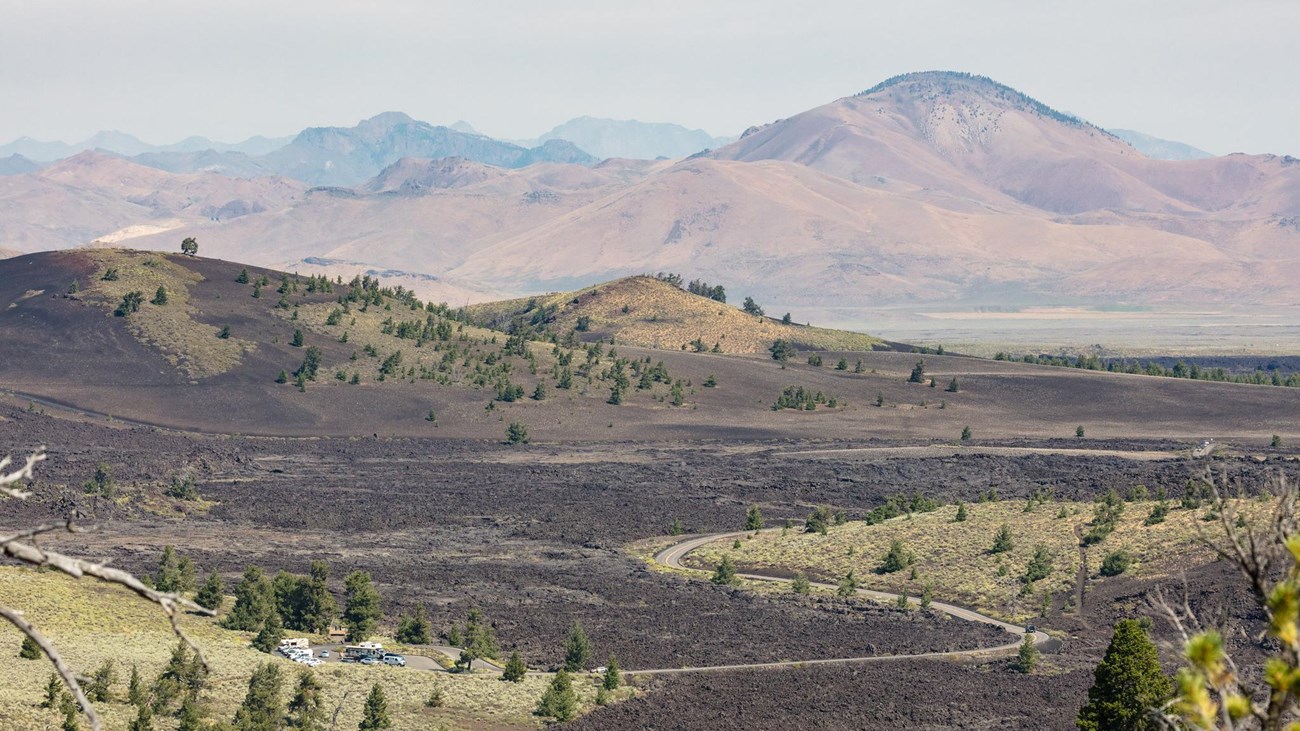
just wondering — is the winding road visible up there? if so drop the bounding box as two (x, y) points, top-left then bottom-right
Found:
(634, 528), (1050, 674)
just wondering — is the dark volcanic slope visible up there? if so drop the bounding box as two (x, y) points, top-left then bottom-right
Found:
(2, 250), (1299, 444)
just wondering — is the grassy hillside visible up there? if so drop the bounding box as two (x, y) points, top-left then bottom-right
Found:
(467, 276), (884, 354)
(688, 492), (1273, 622)
(0, 568), (616, 730)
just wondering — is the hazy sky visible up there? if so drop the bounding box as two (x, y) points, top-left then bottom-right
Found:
(2, 0), (1297, 155)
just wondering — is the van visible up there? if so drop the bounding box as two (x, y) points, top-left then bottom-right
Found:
(382, 654), (406, 667)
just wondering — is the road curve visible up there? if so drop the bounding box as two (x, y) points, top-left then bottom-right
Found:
(636, 528), (1050, 675)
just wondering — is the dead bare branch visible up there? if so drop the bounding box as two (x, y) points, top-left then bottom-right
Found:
(0, 604), (100, 731)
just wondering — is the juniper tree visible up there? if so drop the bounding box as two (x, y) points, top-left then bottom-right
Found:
(222, 565), (274, 631)
(837, 570), (859, 597)
(20, 634), (41, 659)
(791, 573), (811, 594)
(1015, 633), (1039, 674)
(879, 540), (912, 574)
(151, 286), (168, 306)
(990, 524), (1014, 554)
(744, 505), (765, 531)
(955, 502), (968, 522)
(395, 605), (432, 644)
(43, 673), (62, 708)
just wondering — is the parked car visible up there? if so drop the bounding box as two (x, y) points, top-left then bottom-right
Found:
(383, 654), (406, 666)
(360, 656), (380, 665)
(340, 656), (358, 664)
(319, 650), (330, 658)
(1025, 624), (1036, 634)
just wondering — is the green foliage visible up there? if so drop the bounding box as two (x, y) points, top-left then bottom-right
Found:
(668, 518), (683, 536)
(1084, 489), (1125, 545)
(835, 358), (848, 370)
(960, 425), (972, 442)
(908, 360), (926, 383)
(233, 662), (283, 731)
(42, 673), (61, 709)
(153, 545), (195, 593)
(742, 296), (764, 316)
(455, 608), (499, 670)
(275, 369), (288, 384)
(864, 493), (939, 525)
(603, 655), (621, 690)
(1099, 551), (1133, 577)
(127, 701), (153, 731)
(536, 669), (578, 722)
(990, 524), (1015, 554)
(1077, 620), (1170, 731)
(115, 290), (145, 316)
(878, 540), (913, 574)
(195, 570), (224, 611)
(501, 650), (528, 683)
(395, 604), (432, 644)
(358, 683), (392, 731)
(1144, 501), (1169, 526)
(82, 462), (115, 498)
(1015, 634), (1038, 674)
(563, 620), (591, 671)
(791, 573), (811, 594)
(703, 373), (717, 387)
(772, 384), (834, 410)
(251, 612), (284, 653)
(222, 565), (274, 631)
(151, 286), (168, 306)
(807, 354), (823, 367)
(165, 472), (199, 500)
(18, 634), (41, 659)
(954, 502), (968, 522)
(236, 268), (249, 284)
(127, 665), (144, 706)
(1077, 425), (1086, 438)
(837, 570), (859, 597)
(711, 554), (738, 586)
(920, 583), (933, 610)
(343, 570), (382, 642)
(85, 659), (115, 702)
(1023, 545), (1054, 584)
(290, 328), (304, 347)
(424, 686), (444, 708)
(102, 267), (120, 281)
(294, 346), (322, 381)
(769, 339), (795, 363)
(180, 237), (198, 256)
(945, 377), (959, 392)
(286, 669), (326, 730)
(505, 421), (529, 445)
(1273, 434), (1283, 448)
(744, 505), (765, 531)
(805, 505), (834, 535)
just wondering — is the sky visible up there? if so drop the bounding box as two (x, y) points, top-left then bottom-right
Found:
(2, 0), (1297, 155)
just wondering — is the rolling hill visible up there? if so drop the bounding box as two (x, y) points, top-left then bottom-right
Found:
(467, 275), (884, 354)
(1, 249), (1296, 443)
(1, 72), (1299, 315)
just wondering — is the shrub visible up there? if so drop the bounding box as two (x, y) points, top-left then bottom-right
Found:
(990, 524), (1014, 554)
(791, 574), (811, 594)
(711, 555), (738, 586)
(805, 505), (834, 535)
(505, 422), (529, 445)
(878, 540), (913, 574)
(1099, 551), (1132, 577)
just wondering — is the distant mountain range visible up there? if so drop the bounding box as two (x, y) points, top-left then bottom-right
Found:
(525, 117), (735, 160)
(1107, 129), (1214, 161)
(2, 71), (1297, 313)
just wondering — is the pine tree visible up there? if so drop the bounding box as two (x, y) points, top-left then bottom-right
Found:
(300, 560), (336, 634)
(358, 683), (391, 731)
(744, 505), (765, 531)
(60, 692), (80, 731)
(127, 701), (154, 731)
(291, 328), (304, 347)
(909, 359), (926, 383)
(791, 573), (811, 594)
(536, 669), (578, 722)
(837, 570), (859, 597)
(879, 540), (912, 574)
(19, 634), (41, 659)
(276, 370), (288, 384)
(151, 286), (168, 306)
(961, 425), (972, 441)
(395, 605), (432, 644)
(252, 612), (284, 653)
(42, 673), (61, 708)
(233, 662), (283, 731)
(711, 554), (738, 586)
(563, 620), (591, 672)
(176, 695), (203, 731)
(343, 570), (381, 642)
(236, 268), (250, 284)
(86, 659), (116, 702)
(990, 524), (1014, 554)
(154, 545), (184, 593)
(223, 565), (274, 631)
(1015, 633), (1038, 673)
(955, 502), (968, 522)
(603, 654), (621, 690)
(286, 669), (326, 731)
(1077, 620), (1171, 731)
(501, 650), (527, 682)
(127, 664), (144, 706)
(195, 570), (224, 611)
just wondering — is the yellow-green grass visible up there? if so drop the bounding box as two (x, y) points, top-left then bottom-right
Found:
(689, 497), (1270, 621)
(468, 276), (882, 354)
(0, 568), (615, 730)
(82, 249), (256, 379)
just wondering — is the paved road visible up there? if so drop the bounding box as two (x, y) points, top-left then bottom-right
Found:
(641, 529), (1050, 674)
